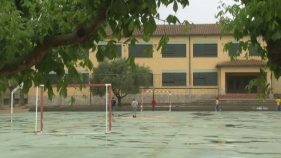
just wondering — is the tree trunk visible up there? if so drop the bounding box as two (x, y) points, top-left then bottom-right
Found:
(117, 96), (122, 107)
(19, 89), (24, 106)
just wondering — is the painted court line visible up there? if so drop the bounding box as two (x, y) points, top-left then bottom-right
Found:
(36, 132), (108, 135)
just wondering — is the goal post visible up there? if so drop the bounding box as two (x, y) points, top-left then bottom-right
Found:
(34, 83), (112, 135)
(141, 90), (172, 111)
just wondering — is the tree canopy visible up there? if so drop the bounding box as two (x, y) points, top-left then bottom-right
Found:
(90, 58), (152, 106)
(216, 0), (281, 79)
(0, 0), (189, 99)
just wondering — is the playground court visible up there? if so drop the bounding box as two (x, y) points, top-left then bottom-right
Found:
(1, 111), (281, 158)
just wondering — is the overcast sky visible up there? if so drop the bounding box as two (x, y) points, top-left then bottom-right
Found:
(157, 0), (237, 24)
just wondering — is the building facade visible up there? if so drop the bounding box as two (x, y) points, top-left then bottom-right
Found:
(27, 24), (281, 106)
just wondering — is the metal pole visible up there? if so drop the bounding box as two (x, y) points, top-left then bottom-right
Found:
(141, 91), (143, 112)
(89, 87), (92, 106)
(109, 86), (112, 132)
(11, 90), (14, 114)
(10, 83), (24, 114)
(35, 86), (38, 133)
(11, 86), (20, 114)
(153, 87), (155, 99)
(105, 84), (108, 134)
(10, 113), (13, 133)
(40, 85), (44, 133)
(169, 92), (171, 112)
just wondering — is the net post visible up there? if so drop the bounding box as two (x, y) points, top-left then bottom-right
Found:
(11, 86), (18, 114)
(169, 92), (171, 112)
(38, 83), (112, 135)
(105, 84), (112, 133)
(108, 85), (112, 132)
(11, 89), (14, 114)
(40, 84), (44, 133)
(140, 90), (143, 112)
(10, 83), (24, 114)
(35, 86), (39, 134)
(105, 84), (108, 134)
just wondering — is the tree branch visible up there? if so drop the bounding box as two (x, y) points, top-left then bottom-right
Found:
(121, 93), (127, 98)
(112, 90), (119, 98)
(114, 89), (121, 97)
(0, 0), (111, 77)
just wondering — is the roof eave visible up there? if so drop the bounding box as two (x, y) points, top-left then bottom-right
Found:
(216, 65), (267, 68)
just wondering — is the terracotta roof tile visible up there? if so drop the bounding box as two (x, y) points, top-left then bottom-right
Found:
(105, 24), (222, 36)
(188, 24), (222, 35)
(216, 59), (267, 67)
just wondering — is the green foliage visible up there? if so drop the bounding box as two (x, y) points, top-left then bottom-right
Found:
(91, 58), (152, 105)
(245, 78), (257, 93)
(126, 56), (136, 74)
(245, 68), (271, 102)
(216, 0), (281, 77)
(157, 35), (170, 51)
(216, 0), (281, 100)
(0, 0), (189, 100)
(68, 97), (76, 106)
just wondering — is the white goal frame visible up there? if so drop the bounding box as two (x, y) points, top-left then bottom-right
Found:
(140, 90), (172, 111)
(34, 84), (112, 135)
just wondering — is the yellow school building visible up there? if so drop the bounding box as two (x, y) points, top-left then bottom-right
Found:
(27, 24), (281, 105)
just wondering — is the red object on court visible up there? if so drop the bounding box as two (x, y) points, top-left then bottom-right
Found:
(152, 99), (156, 106)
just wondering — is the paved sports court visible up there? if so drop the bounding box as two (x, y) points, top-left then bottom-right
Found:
(1, 111), (281, 158)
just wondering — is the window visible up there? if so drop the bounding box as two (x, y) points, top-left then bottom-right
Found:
(228, 43), (259, 56)
(193, 43), (217, 57)
(249, 45), (259, 56)
(129, 44), (153, 57)
(162, 44), (186, 57)
(98, 45), (122, 57)
(65, 73), (89, 84)
(47, 72), (89, 84)
(193, 72), (217, 86)
(228, 43), (240, 56)
(162, 73), (186, 86)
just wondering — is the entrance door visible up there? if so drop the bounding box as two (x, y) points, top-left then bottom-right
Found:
(227, 75), (257, 93)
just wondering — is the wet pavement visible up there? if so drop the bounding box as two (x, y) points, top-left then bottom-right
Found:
(0, 111), (281, 158)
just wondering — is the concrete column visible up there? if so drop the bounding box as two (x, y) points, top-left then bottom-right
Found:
(220, 69), (226, 95)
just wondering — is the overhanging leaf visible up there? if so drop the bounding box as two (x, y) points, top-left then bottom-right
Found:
(272, 31), (281, 41)
(173, 2), (178, 12)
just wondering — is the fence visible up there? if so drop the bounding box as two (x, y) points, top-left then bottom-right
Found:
(27, 74), (219, 106)
(140, 87), (219, 104)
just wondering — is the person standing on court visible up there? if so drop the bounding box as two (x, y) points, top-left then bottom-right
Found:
(111, 97), (116, 115)
(275, 97), (281, 111)
(131, 98), (138, 118)
(215, 98), (221, 111)
(152, 98), (156, 111)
